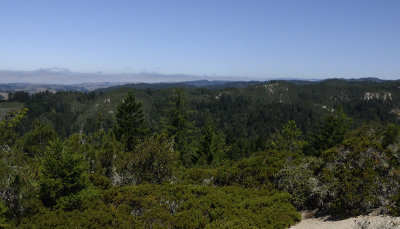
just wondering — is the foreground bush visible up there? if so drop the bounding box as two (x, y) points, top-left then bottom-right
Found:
(315, 131), (395, 217)
(19, 184), (300, 228)
(276, 157), (322, 209)
(215, 150), (297, 188)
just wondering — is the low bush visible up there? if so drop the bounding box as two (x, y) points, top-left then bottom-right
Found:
(276, 157), (322, 209)
(180, 167), (218, 185)
(104, 184), (301, 228)
(215, 150), (296, 188)
(19, 184), (300, 228)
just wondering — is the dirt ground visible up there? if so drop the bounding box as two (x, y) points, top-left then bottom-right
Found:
(290, 211), (400, 229)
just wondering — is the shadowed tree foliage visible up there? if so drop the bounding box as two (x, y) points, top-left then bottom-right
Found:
(195, 115), (226, 166)
(18, 119), (58, 157)
(0, 108), (28, 147)
(382, 123), (399, 149)
(86, 130), (123, 179)
(114, 133), (177, 185)
(308, 106), (351, 156)
(0, 108), (36, 220)
(165, 89), (198, 167)
(115, 90), (149, 151)
(39, 139), (88, 209)
(268, 120), (306, 155)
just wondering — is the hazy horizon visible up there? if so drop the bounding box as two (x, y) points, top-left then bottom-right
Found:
(0, 68), (397, 85)
(1, 1), (399, 82)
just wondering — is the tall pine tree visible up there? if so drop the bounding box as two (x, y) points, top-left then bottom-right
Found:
(195, 115), (226, 165)
(308, 106), (351, 156)
(166, 89), (197, 166)
(115, 90), (148, 151)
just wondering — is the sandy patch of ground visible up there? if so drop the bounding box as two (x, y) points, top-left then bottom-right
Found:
(290, 211), (400, 229)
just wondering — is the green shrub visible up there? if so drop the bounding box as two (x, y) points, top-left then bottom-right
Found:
(0, 199), (8, 228)
(114, 133), (177, 185)
(180, 168), (218, 185)
(89, 173), (112, 190)
(389, 191), (400, 216)
(276, 157), (322, 209)
(315, 131), (395, 217)
(18, 201), (136, 228)
(104, 184), (300, 228)
(215, 150), (297, 188)
(20, 184), (300, 228)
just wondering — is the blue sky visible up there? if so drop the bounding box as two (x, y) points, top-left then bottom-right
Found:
(0, 0), (399, 80)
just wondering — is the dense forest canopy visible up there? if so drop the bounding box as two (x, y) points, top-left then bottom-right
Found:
(0, 79), (400, 228)
(5, 79), (400, 140)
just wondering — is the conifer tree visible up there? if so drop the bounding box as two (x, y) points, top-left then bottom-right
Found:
(196, 115), (226, 165)
(166, 89), (197, 166)
(308, 106), (351, 156)
(269, 120), (305, 154)
(115, 90), (148, 151)
(115, 133), (176, 185)
(198, 121), (215, 165)
(0, 108), (35, 217)
(39, 139), (88, 209)
(19, 119), (58, 157)
(382, 123), (399, 149)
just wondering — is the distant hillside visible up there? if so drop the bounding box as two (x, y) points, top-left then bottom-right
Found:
(0, 77), (391, 95)
(3, 78), (399, 138)
(99, 80), (264, 92)
(0, 82), (123, 94)
(0, 69), (217, 84)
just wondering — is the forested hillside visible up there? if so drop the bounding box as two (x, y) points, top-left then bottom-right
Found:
(1, 79), (400, 228)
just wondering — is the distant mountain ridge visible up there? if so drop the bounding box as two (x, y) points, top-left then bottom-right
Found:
(0, 69), (395, 85)
(0, 69), (210, 84)
(0, 82), (123, 94)
(0, 77), (395, 96)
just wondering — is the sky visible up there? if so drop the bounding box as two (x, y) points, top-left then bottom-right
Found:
(0, 0), (399, 82)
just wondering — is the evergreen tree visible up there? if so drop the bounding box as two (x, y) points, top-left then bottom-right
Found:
(269, 120), (305, 155)
(0, 108), (28, 147)
(88, 130), (122, 178)
(0, 199), (8, 227)
(114, 133), (176, 185)
(115, 90), (148, 151)
(19, 119), (58, 157)
(0, 109), (37, 218)
(165, 89), (197, 166)
(382, 123), (399, 149)
(39, 139), (88, 209)
(196, 115), (226, 165)
(95, 112), (105, 131)
(198, 121), (215, 165)
(308, 106), (351, 156)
